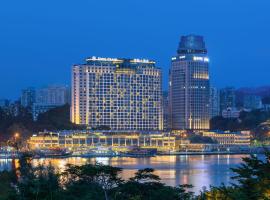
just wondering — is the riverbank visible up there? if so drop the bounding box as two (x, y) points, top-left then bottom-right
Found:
(0, 150), (258, 159)
(3, 143), (269, 159)
(158, 151), (248, 155)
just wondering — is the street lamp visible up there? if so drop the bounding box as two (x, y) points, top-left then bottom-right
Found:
(13, 132), (20, 156)
(14, 132), (20, 139)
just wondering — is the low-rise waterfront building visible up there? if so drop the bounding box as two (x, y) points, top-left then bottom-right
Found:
(27, 129), (251, 154)
(201, 131), (251, 146)
(28, 130), (186, 152)
(178, 130), (251, 152)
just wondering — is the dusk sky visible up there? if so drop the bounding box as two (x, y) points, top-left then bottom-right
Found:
(1, 0), (270, 99)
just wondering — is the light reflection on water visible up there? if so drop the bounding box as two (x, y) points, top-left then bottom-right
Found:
(0, 155), (248, 193)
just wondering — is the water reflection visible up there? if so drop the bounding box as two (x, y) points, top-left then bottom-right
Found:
(0, 158), (13, 171)
(0, 155), (248, 193)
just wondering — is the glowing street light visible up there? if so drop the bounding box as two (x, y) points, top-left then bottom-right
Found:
(14, 132), (20, 139)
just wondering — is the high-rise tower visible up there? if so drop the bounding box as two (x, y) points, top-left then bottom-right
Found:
(169, 35), (210, 130)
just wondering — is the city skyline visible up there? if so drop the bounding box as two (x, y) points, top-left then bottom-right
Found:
(1, 1), (270, 198)
(1, 0), (270, 99)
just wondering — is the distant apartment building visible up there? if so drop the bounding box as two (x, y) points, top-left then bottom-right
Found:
(8, 101), (21, 117)
(243, 95), (262, 110)
(71, 57), (163, 131)
(169, 35), (210, 130)
(21, 87), (36, 108)
(220, 87), (236, 113)
(0, 99), (22, 116)
(162, 91), (170, 131)
(262, 104), (270, 112)
(33, 85), (70, 120)
(35, 85), (69, 105)
(222, 107), (241, 118)
(210, 87), (220, 118)
(0, 99), (10, 108)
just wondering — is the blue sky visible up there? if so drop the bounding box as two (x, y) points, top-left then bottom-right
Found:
(1, 0), (270, 99)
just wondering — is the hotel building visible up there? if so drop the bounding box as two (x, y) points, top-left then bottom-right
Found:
(169, 35), (210, 130)
(71, 57), (163, 131)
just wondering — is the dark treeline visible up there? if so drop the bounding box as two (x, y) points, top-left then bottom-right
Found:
(0, 154), (194, 200)
(0, 104), (83, 141)
(1, 153), (270, 200)
(211, 110), (270, 131)
(188, 134), (217, 144)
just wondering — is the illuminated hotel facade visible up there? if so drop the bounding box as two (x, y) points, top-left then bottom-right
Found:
(71, 57), (163, 131)
(169, 35), (210, 130)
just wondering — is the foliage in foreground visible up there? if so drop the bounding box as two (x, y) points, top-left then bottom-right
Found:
(1, 152), (270, 200)
(197, 152), (270, 200)
(0, 154), (194, 200)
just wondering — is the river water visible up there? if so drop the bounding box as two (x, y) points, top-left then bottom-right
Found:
(0, 154), (252, 193)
